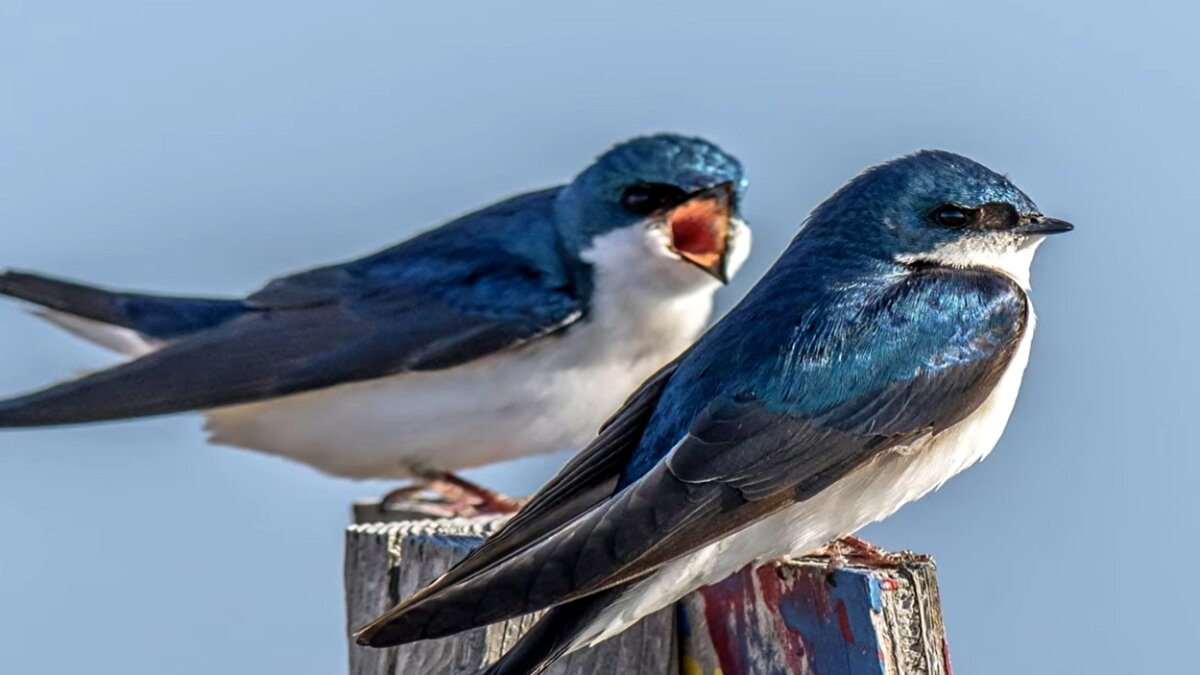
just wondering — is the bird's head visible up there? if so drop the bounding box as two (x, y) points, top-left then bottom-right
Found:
(556, 134), (750, 286)
(806, 150), (1072, 288)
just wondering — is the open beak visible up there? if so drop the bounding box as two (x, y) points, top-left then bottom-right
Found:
(663, 182), (735, 283)
(1014, 214), (1074, 235)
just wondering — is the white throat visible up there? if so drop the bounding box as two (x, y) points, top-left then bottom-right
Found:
(579, 216), (751, 298)
(898, 234), (1043, 290)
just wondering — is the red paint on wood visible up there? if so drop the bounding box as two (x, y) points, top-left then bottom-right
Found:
(836, 599), (855, 644)
(698, 573), (750, 675)
(686, 559), (943, 675)
(753, 565), (811, 673)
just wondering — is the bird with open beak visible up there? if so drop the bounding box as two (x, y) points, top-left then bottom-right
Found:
(0, 134), (750, 513)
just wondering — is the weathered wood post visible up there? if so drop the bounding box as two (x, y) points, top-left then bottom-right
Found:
(346, 504), (951, 675)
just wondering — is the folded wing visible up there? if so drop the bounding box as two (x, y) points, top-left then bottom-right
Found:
(0, 262), (580, 427)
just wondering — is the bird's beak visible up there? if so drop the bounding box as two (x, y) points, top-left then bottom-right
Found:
(1014, 214), (1074, 235)
(664, 181), (735, 283)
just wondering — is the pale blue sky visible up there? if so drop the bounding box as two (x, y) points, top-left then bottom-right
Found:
(1, 1), (1196, 673)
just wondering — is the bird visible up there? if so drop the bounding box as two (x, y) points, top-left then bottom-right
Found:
(0, 133), (751, 511)
(353, 149), (1073, 674)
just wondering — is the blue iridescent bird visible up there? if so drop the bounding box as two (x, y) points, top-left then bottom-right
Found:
(0, 134), (750, 509)
(354, 150), (1073, 673)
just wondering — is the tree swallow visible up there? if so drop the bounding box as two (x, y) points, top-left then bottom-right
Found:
(353, 150), (1072, 673)
(0, 134), (750, 509)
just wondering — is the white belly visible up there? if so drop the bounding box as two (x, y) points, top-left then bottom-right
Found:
(202, 315), (703, 479)
(575, 308), (1037, 650)
(203, 228), (731, 479)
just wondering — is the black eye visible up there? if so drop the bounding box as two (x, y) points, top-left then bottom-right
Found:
(931, 204), (973, 228)
(620, 183), (688, 216)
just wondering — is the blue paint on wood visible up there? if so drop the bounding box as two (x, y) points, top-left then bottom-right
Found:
(690, 563), (893, 675)
(776, 568), (886, 674)
(424, 533), (488, 551)
(868, 575), (884, 613)
(676, 602), (694, 639)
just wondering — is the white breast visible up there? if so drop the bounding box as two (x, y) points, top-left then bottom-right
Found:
(572, 296), (1037, 652)
(203, 222), (749, 479)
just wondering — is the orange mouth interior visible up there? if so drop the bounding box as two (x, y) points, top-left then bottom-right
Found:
(668, 198), (730, 269)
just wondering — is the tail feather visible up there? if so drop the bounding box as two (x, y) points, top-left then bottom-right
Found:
(0, 270), (129, 327)
(34, 310), (158, 356)
(0, 270), (246, 340)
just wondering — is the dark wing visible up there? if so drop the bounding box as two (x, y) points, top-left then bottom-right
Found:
(358, 359), (678, 632)
(355, 267), (1030, 647)
(0, 263), (580, 427)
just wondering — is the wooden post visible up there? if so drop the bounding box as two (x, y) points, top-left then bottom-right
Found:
(676, 556), (950, 675)
(345, 505), (950, 675)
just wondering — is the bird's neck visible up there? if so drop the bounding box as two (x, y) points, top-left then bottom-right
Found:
(894, 236), (1043, 291)
(775, 226), (906, 289)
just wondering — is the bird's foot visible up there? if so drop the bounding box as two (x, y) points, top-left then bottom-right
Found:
(380, 473), (526, 518)
(812, 535), (908, 567)
(378, 484), (462, 518)
(430, 473), (527, 515)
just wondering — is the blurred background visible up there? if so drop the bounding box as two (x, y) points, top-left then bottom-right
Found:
(1, 1), (1196, 673)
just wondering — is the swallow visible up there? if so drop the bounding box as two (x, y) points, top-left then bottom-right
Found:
(0, 134), (750, 510)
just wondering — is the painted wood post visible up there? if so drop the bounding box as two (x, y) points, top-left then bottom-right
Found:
(345, 504), (951, 675)
(677, 556), (951, 675)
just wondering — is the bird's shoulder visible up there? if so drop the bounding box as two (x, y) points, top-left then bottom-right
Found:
(245, 187), (585, 315)
(624, 263), (1029, 480)
(746, 262), (1029, 413)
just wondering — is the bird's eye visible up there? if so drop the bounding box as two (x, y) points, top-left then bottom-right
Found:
(620, 183), (688, 216)
(931, 204), (973, 228)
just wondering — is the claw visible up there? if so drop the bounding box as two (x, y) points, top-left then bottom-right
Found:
(435, 473), (527, 514)
(379, 472), (526, 518)
(810, 535), (906, 567)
